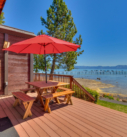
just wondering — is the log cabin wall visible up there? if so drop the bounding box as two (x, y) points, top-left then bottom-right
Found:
(8, 35), (30, 95)
(0, 25), (36, 95)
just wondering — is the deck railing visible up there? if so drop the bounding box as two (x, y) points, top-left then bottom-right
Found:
(72, 78), (95, 102)
(34, 73), (95, 103)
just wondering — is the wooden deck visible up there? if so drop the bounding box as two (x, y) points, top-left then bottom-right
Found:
(0, 93), (127, 137)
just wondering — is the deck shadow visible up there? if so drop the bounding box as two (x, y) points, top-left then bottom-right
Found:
(0, 117), (19, 137)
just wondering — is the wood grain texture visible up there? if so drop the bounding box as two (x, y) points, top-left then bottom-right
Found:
(12, 92), (35, 119)
(57, 87), (71, 91)
(12, 92), (35, 102)
(42, 90), (74, 99)
(43, 91), (74, 113)
(26, 81), (69, 89)
(7, 34), (31, 94)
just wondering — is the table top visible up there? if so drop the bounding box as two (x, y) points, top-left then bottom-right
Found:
(26, 81), (69, 89)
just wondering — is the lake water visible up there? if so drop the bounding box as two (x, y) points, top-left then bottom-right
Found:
(53, 69), (127, 95)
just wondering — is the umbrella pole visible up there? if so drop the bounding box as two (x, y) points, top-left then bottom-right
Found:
(44, 52), (47, 83)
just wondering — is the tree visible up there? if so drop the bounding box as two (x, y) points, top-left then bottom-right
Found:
(39, 0), (84, 74)
(34, 54), (51, 73)
(0, 12), (5, 24)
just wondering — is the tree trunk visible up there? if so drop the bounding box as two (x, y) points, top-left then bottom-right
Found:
(50, 54), (56, 74)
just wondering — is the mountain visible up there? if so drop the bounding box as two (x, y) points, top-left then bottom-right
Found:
(74, 65), (127, 69)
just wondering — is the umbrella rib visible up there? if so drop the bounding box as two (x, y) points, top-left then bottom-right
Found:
(51, 43), (61, 53)
(18, 44), (32, 53)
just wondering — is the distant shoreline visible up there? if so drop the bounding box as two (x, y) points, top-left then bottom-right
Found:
(74, 65), (127, 69)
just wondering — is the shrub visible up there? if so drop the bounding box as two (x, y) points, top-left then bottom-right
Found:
(103, 94), (108, 98)
(108, 96), (114, 100)
(103, 94), (114, 100)
(117, 98), (119, 101)
(84, 87), (99, 103)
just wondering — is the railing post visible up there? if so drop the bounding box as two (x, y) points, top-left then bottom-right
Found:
(39, 74), (40, 81)
(49, 74), (53, 80)
(70, 76), (73, 89)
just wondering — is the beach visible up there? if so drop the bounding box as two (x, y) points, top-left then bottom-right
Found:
(75, 78), (114, 93)
(75, 78), (127, 99)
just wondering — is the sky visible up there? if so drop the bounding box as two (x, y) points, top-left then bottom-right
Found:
(2, 0), (127, 66)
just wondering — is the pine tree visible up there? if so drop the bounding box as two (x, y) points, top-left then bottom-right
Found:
(39, 0), (84, 74)
(0, 12), (5, 24)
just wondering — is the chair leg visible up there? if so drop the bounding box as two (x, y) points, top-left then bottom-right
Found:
(23, 102), (32, 116)
(18, 100), (21, 106)
(23, 101), (33, 119)
(35, 94), (39, 103)
(54, 97), (60, 104)
(64, 95), (68, 102)
(36, 89), (45, 106)
(70, 98), (73, 105)
(66, 94), (73, 105)
(44, 99), (51, 113)
(13, 97), (20, 107)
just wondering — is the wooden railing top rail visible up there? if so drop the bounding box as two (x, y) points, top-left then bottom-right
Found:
(34, 73), (73, 78)
(73, 78), (95, 102)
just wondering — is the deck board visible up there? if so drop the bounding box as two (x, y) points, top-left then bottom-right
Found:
(52, 104), (122, 137)
(29, 101), (80, 137)
(71, 99), (127, 129)
(0, 94), (127, 137)
(72, 97), (127, 121)
(72, 97), (127, 118)
(56, 102), (126, 136)
(51, 106), (111, 137)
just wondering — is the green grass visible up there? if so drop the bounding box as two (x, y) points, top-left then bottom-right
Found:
(97, 100), (127, 114)
(103, 94), (114, 100)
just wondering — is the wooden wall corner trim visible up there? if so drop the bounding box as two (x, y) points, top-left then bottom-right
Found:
(4, 33), (8, 95)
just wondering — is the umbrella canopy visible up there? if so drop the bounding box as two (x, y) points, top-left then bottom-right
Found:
(3, 34), (80, 54)
(3, 34), (80, 83)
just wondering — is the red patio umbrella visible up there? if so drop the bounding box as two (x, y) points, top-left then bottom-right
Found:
(3, 34), (80, 83)
(0, 0), (6, 14)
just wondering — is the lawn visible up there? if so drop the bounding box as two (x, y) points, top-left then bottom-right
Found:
(97, 100), (127, 114)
